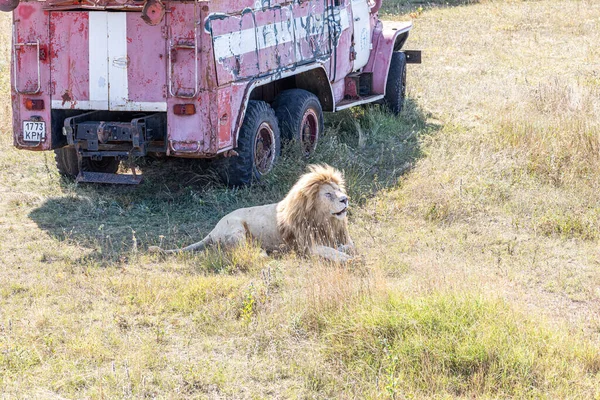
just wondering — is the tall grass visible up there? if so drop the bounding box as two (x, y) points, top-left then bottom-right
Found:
(496, 79), (600, 177)
(319, 292), (600, 398)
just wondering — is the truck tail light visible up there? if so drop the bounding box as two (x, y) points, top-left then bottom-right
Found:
(25, 99), (44, 110)
(173, 104), (196, 115)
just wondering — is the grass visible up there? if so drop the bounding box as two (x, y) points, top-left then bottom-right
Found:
(321, 293), (600, 398)
(2, 0), (600, 397)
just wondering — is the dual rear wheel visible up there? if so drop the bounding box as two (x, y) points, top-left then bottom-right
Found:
(227, 53), (406, 185)
(220, 89), (323, 186)
(273, 89), (323, 157)
(218, 100), (282, 186)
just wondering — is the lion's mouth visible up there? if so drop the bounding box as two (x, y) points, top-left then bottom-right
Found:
(333, 207), (347, 216)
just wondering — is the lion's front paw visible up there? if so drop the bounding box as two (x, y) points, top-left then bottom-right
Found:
(346, 254), (366, 267)
(147, 246), (164, 254)
(337, 244), (356, 255)
(335, 252), (353, 264)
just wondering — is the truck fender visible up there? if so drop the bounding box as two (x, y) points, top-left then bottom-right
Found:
(363, 20), (413, 95)
(231, 64), (334, 150)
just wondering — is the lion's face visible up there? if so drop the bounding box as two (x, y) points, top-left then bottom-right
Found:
(277, 164), (351, 250)
(317, 182), (349, 220)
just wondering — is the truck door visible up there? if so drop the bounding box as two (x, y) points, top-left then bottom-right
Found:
(50, 11), (167, 112)
(350, 0), (371, 71)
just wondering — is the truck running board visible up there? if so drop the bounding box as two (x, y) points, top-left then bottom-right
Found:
(76, 171), (143, 185)
(335, 94), (384, 111)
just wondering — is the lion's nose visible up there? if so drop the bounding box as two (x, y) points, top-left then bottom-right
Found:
(340, 195), (348, 205)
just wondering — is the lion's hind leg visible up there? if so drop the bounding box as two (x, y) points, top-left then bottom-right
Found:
(310, 245), (353, 264)
(171, 226), (247, 254)
(147, 235), (213, 255)
(219, 228), (248, 249)
(207, 218), (252, 251)
(148, 219), (251, 255)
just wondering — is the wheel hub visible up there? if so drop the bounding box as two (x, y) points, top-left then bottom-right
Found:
(300, 109), (318, 156)
(254, 122), (276, 174)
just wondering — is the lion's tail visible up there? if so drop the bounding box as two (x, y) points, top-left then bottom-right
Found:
(148, 235), (213, 255)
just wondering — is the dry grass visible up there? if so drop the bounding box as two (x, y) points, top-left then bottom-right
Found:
(2, 0), (600, 398)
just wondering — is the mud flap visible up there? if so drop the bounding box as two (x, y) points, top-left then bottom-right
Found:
(403, 50), (422, 64)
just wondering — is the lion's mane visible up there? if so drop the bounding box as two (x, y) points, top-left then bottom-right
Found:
(276, 164), (350, 253)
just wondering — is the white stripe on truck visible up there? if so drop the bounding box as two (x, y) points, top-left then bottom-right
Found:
(106, 12), (129, 110)
(89, 12), (109, 105)
(51, 100), (167, 112)
(212, 8), (349, 61)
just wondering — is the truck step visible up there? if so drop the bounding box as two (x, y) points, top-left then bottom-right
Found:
(335, 94), (385, 111)
(76, 171), (143, 185)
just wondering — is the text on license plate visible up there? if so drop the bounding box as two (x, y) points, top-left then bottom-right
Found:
(23, 121), (46, 142)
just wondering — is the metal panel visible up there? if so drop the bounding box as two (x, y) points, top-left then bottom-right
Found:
(13, 2), (52, 150)
(50, 11), (168, 112)
(350, 0), (371, 71)
(362, 20), (412, 95)
(217, 86), (233, 149)
(329, 4), (353, 96)
(209, 1), (332, 86)
(107, 12), (128, 109)
(89, 12), (108, 108)
(50, 12), (93, 108)
(294, 1), (330, 62)
(125, 13), (167, 107)
(210, 11), (259, 85)
(166, 3), (214, 156)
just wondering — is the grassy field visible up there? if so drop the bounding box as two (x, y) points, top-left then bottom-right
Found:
(2, 0), (600, 398)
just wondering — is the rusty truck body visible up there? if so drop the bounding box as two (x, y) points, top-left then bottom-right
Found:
(3, 0), (419, 185)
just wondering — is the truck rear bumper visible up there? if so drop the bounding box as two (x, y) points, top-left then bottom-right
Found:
(64, 111), (167, 158)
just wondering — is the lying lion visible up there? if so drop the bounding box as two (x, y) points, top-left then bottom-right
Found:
(148, 164), (355, 263)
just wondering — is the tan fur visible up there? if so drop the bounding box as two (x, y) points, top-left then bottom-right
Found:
(149, 164), (354, 263)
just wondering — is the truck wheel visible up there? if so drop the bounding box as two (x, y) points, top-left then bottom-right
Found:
(384, 51), (407, 115)
(273, 89), (323, 157)
(54, 147), (80, 177)
(85, 157), (120, 174)
(220, 100), (281, 186)
(54, 147), (120, 178)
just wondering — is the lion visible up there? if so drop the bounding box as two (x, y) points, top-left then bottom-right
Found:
(148, 164), (355, 263)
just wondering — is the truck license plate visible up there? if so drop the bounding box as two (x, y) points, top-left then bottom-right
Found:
(22, 121), (46, 142)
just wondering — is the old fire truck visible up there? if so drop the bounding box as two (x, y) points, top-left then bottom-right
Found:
(3, 0), (419, 185)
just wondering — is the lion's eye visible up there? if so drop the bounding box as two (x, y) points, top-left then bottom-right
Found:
(325, 193), (333, 199)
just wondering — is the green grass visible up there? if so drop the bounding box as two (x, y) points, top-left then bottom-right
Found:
(320, 293), (600, 398)
(2, 0), (600, 397)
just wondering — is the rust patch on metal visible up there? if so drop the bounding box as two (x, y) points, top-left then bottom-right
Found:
(141, 0), (165, 26)
(61, 90), (72, 105)
(97, 121), (110, 144)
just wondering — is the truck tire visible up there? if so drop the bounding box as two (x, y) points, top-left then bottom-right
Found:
(384, 51), (407, 115)
(220, 100), (281, 186)
(273, 89), (323, 157)
(85, 157), (120, 174)
(54, 147), (80, 177)
(54, 147), (120, 178)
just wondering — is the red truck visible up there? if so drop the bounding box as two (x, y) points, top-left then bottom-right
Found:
(3, 0), (420, 185)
